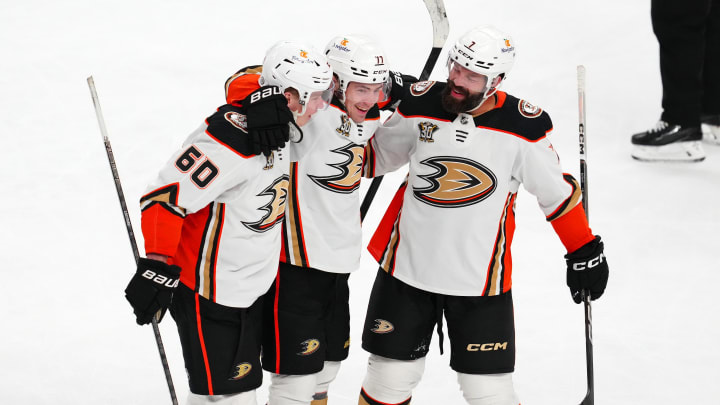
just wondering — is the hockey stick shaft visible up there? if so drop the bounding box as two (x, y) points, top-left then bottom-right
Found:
(576, 65), (594, 405)
(87, 76), (179, 405)
(359, 0), (449, 222)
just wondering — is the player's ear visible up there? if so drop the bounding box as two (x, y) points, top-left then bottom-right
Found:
(284, 90), (301, 113)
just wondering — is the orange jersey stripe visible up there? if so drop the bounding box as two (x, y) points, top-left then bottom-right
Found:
(368, 180), (408, 274)
(195, 293), (214, 395)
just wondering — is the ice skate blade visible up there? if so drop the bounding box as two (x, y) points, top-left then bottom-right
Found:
(702, 123), (720, 145)
(631, 141), (705, 162)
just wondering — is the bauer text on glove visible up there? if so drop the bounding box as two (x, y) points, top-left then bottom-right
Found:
(124, 258), (181, 325)
(242, 85), (294, 157)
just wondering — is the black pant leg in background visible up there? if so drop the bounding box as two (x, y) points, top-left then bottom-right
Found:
(652, 0), (714, 126)
(702, 0), (720, 115)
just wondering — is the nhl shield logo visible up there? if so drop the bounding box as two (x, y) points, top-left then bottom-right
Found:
(418, 122), (438, 143)
(224, 111), (248, 133)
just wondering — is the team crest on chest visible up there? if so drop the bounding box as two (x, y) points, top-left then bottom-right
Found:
(224, 111), (248, 133)
(308, 143), (364, 194)
(518, 100), (543, 118)
(242, 175), (289, 232)
(413, 156), (497, 208)
(418, 122), (438, 143)
(336, 114), (352, 137)
(410, 80), (436, 96)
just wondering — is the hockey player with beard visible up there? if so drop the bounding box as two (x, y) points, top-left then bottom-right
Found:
(224, 35), (414, 405)
(357, 26), (610, 405)
(123, 41), (334, 405)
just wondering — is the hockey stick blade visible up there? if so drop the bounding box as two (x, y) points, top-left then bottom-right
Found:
(87, 76), (179, 405)
(360, 0), (449, 222)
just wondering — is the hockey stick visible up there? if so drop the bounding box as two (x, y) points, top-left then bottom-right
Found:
(359, 0), (449, 222)
(576, 65), (594, 405)
(87, 76), (179, 405)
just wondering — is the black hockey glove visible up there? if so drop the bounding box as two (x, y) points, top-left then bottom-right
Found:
(384, 71), (419, 110)
(124, 258), (181, 325)
(242, 86), (293, 157)
(565, 235), (608, 304)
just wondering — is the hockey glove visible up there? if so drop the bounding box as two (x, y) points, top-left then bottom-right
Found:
(243, 86), (293, 157)
(384, 71), (418, 110)
(124, 258), (181, 325)
(565, 235), (608, 304)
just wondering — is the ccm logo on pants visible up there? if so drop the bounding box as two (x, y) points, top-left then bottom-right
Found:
(466, 342), (508, 352)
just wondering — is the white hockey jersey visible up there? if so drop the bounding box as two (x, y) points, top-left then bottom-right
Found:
(140, 103), (306, 308)
(280, 100), (381, 273)
(364, 82), (588, 297)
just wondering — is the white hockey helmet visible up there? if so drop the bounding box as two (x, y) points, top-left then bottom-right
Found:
(324, 34), (390, 103)
(447, 26), (515, 103)
(259, 40), (334, 116)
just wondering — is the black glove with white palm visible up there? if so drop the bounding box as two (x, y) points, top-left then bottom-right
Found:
(125, 258), (181, 325)
(565, 235), (608, 304)
(242, 86), (294, 157)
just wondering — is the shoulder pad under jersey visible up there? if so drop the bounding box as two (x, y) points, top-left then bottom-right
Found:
(225, 65), (262, 104)
(204, 104), (257, 157)
(476, 92), (553, 142)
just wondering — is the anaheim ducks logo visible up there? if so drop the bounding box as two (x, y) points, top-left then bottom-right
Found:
(410, 80), (435, 96)
(336, 114), (352, 137)
(371, 319), (394, 334)
(224, 111), (248, 133)
(242, 175), (289, 232)
(308, 144), (364, 194)
(518, 100), (542, 118)
(229, 362), (252, 380)
(413, 156), (497, 208)
(297, 339), (320, 356)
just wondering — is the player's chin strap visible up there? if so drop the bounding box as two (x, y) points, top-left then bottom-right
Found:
(465, 76), (504, 113)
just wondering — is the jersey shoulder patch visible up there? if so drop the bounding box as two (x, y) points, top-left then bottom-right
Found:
(204, 104), (256, 157)
(517, 99), (543, 118)
(409, 80), (437, 96)
(478, 92), (553, 142)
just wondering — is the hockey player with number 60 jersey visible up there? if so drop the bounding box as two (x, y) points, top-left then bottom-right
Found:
(123, 41), (334, 405)
(357, 26), (610, 405)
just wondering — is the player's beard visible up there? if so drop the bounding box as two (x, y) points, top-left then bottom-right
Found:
(441, 80), (486, 114)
